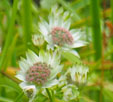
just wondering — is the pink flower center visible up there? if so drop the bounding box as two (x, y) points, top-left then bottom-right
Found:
(51, 27), (74, 46)
(26, 62), (51, 85)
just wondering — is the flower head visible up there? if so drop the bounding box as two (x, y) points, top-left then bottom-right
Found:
(26, 62), (51, 85)
(32, 34), (44, 46)
(51, 27), (73, 46)
(39, 6), (87, 54)
(16, 50), (63, 99)
(61, 84), (79, 101)
(69, 64), (89, 84)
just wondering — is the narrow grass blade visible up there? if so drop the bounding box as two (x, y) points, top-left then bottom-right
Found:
(0, 0), (18, 70)
(90, 0), (102, 60)
(22, 0), (32, 49)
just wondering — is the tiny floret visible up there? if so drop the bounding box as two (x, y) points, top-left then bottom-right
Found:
(26, 62), (51, 85)
(51, 27), (74, 46)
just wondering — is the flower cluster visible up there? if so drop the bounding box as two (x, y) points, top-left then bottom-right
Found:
(16, 5), (89, 102)
(51, 27), (74, 46)
(26, 62), (51, 85)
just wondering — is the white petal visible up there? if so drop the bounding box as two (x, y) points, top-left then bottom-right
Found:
(19, 57), (30, 72)
(70, 41), (88, 48)
(68, 50), (80, 58)
(49, 65), (63, 80)
(19, 82), (29, 88)
(57, 7), (63, 15)
(39, 23), (48, 36)
(61, 48), (80, 58)
(48, 15), (54, 29)
(64, 19), (71, 30)
(42, 79), (58, 88)
(15, 74), (25, 81)
(70, 29), (81, 35)
(26, 50), (40, 65)
(47, 44), (54, 50)
(72, 32), (82, 41)
(63, 11), (69, 19)
(70, 67), (76, 81)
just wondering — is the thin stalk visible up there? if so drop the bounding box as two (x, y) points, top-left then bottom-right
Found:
(3, 34), (18, 70)
(90, 0), (102, 60)
(22, 0), (32, 49)
(0, 0), (18, 70)
(99, 0), (106, 102)
(111, 0), (113, 61)
(46, 88), (53, 102)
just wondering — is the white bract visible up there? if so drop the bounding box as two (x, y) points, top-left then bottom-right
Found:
(32, 34), (44, 46)
(69, 65), (89, 84)
(61, 84), (79, 101)
(38, 5), (87, 56)
(16, 50), (63, 101)
(20, 84), (37, 102)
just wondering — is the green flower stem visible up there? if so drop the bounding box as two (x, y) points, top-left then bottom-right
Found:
(90, 0), (102, 60)
(14, 92), (24, 102)
(111, 0), (113, 61)
(0, 0), (18, 70)
(46, 88), (53, 102)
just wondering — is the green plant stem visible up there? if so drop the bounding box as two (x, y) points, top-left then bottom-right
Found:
(14, 92), (24, 102)
(46, 88), (53, 102)
(111, 0), (113, 61)
(0, 0), (18, 71)
(90, 0), (102, 60)
(22, 0), (32, 49)
(3, 34), (18, 70)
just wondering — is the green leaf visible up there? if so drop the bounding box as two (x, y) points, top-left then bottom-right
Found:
(62, 51), (82, 64)
(0, 76), (22, 93)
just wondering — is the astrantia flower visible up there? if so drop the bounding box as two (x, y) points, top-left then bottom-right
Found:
(32, 34), (44, 46)
(69, 64), (89, 84)
(39, 6), (87, 56)
(61, 84), (79, 101)
(16, 50), (63, 100)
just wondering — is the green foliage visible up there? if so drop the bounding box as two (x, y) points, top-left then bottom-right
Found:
(0, 0), (113, 102)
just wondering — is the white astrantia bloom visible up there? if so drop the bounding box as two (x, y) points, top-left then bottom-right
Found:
(32, 34), (44, 46)
(61, 84), (79, 101)
(16, 50), (63, 101)
(69, 64), (89, 84)
(38, 5), (87, 57)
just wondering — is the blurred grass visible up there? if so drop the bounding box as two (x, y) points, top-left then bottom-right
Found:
(22, 0), (32, 49)
(90, 0), (102, 60)
(111, 0), (113, 61)
(0, 0), (18, 71)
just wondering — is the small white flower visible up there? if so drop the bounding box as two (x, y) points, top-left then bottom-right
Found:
(39, 6), (87, 56)
(69, 64), (89, 84)
(16, 50), (63, 101)
(32, 34), (44, 46)
(61, 84), (79, 101)
(20, 83), (37, 102)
